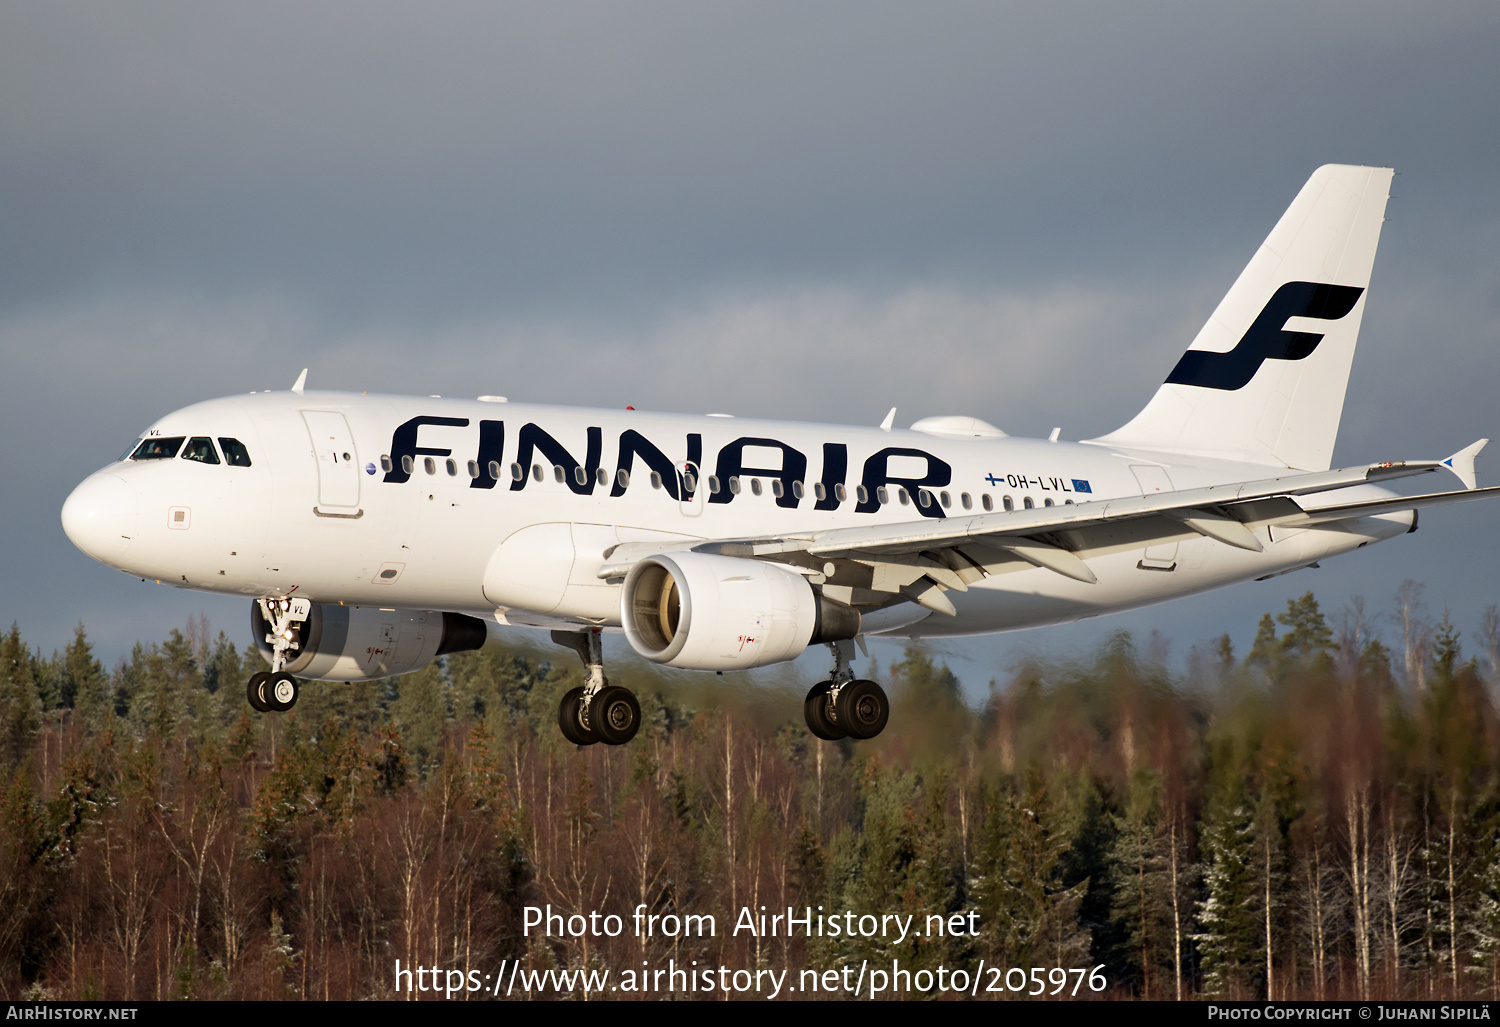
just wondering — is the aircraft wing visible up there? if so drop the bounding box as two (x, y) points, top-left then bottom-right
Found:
(598, 449), (1496, 616)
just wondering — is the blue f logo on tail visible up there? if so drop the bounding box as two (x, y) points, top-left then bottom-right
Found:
(1165, 281), (1364, 391)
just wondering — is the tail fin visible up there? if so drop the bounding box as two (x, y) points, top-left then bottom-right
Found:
(1088, 164), (1393, 470)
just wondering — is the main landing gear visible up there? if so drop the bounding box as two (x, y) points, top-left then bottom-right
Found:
(246, 596), (308, 714)
(552, 628), (641, 746)
(804, 639), (889, 741)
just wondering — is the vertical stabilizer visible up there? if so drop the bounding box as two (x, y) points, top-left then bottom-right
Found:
(1088, 164), (1393, 470)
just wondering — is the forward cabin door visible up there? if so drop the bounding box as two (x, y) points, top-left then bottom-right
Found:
(302, 410), (362, 515)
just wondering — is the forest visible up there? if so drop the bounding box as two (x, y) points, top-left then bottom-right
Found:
(3, 585), (1500, 1001)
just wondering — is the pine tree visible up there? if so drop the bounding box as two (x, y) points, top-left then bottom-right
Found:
(0, 624), (40, 769)
(1107, 770), (1181, 997)
(970, 774), (1091, 971)
(1195, 741), (1260, 997)
(63, 624), (110, 728)
(1278, 592), (1335, 667)
(1247, 614), (1280, 673)
(390, 659), (449, 773)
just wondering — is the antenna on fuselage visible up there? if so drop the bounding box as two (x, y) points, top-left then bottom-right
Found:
(291, 368), (308, 394)
(879, 407), (896, 432)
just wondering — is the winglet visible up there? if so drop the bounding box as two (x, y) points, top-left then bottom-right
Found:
(1440, 439), (1487, 490)
(879, 407), (896, 432)
(291, 368), (308, 394)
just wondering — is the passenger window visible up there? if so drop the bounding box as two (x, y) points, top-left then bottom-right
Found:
(218, 438), (252, 467)
(1003, 496), (1014, 511)
(131, 437), (185, 460)
(835, 483), (848, 502)
(182, 437), (220, 464)
(981, 494), (992, 512)
(1023, 496), (1034, 509)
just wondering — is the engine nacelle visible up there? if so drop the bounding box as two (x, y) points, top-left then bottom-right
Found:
(621, 552), (860, 671)
(252, 602), (488, 681)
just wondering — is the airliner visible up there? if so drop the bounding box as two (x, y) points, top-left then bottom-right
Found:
(61, 165), (1496, 745)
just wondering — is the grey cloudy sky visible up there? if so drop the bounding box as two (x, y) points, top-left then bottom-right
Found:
(4, 2), (1497, 690)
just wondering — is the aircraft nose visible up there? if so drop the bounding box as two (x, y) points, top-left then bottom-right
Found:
(61, 472), (138, 566)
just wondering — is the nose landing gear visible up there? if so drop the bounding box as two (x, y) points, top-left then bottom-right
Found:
(246, 597), (309, 715)
(247, 670), (300, 713)
(804, 639), (888, 740)
(552, 628), (641, 746)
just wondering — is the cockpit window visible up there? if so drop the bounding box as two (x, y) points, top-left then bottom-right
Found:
(182, 437), (221, 464)
(131, 437), (185, 460)
(218, 438), (252, 467)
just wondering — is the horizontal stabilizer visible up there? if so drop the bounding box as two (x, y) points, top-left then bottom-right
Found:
(1441, 439), (1488, 490)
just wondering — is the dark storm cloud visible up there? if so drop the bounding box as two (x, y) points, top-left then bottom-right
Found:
(3, 1), (1497, 680)
(5, 2), (1496, 314)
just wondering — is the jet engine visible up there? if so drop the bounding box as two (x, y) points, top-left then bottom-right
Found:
(252, 602), (488, 681)
(621, 552), (860, 671)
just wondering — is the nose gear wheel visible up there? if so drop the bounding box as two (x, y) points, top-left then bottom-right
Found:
(247, 672), (273, 713)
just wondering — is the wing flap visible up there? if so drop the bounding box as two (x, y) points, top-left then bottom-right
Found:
(594, 459), (1496, 593)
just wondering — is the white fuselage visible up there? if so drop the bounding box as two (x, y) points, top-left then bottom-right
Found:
(61, 389), (1413, 645)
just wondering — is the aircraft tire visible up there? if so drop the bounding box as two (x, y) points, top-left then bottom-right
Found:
(247, 672), (272, 713)
(558, 687), (599, 746)
(835, 679), (889, 740)
(266, 671), (299, 712)
(803, 680), (846, 740)
(591, 685), (641, 745)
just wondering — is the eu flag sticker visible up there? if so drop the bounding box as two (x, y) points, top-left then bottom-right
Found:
(1072, 479), (1092, 494)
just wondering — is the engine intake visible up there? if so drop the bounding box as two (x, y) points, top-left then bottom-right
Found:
(252, 602), (488, 681)
(621, 552), (859, 671)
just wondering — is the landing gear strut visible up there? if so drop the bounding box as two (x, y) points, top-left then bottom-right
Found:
(247, 597), (308, 714)
(552, 628), (641, 746)
(804, 639), (888, 740)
